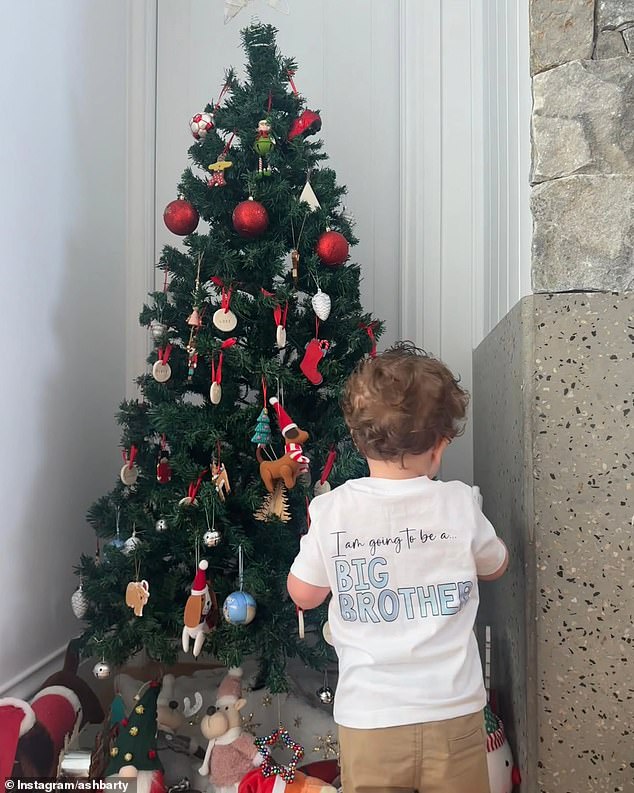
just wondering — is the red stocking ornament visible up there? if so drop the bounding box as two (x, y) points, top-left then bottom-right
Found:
(300, 338), (330, 385)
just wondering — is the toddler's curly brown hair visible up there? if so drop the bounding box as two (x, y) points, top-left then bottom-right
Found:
(342, 342), (470, 461)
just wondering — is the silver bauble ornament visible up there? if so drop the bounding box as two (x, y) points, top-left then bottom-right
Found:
(155, 518), (169, 532)
(203, 529), (222, 548)
(71, 587), (88, 619)
(93, 660), (112, 679)
(151, 320), (168, 340)
(316, 685), (334, 705)
(311, 289), (331, 321)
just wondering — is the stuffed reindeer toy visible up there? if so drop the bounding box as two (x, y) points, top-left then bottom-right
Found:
(182, 560), (219, 657)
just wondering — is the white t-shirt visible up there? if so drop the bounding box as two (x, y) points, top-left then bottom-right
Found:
(290, 476), (506, 729)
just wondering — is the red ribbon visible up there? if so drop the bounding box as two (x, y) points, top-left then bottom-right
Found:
(260, 287), (275, 298)
(360, 322), (378, 357)
(320, 447), (337, 485)
(161, 434), (168, 451)
(267, 89), (272, 113)
(287, 71), (299, 96)
(211, 338), (237, 384)
(262, 377), (268, 406)
(158, 344), (173, 365)
(188, 469), (208, 501)
(122, 445), (137, 469)
(221, 130), (236, 158)
(273, 301), (288, 329)
(214, 81), (231, 111)
(315, 317), (320, 339)
(211, 277), (234, 314)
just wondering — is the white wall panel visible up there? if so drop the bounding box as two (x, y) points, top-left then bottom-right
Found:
(0, 0), (129, 695)
(156, 0), (401, 346)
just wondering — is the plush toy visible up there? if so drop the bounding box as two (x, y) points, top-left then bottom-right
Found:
(485, 703), (521, 793)
(482, 625), (521, 793)
(105, 681), (166, 793)
(257, 399), (309, 493)
(0, 686), (81, 782)
(182, 560), (219, 657)
(198, 668), (264, 793)
(239, 768), (337, 793)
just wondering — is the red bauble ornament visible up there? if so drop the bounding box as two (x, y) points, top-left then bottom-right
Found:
(288, 109), (322, 141)
(232, 198), (269, 239)
(164, 198), (199, 236)
(316, 230), (349, 266)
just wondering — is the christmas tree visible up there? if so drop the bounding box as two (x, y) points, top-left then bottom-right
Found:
(75, 23), (382, 692)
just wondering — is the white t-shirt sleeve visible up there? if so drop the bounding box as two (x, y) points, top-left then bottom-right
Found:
(289, 504), (330, 588)
(471, 494), (506, 576)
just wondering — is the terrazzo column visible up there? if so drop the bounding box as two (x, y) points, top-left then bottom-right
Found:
(473, 3), (634, 791)
(474, 294), (633, 793)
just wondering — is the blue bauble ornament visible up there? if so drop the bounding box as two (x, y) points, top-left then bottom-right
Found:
(223, 591), (257, 625)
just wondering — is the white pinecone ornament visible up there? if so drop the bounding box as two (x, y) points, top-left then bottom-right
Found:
(71, 586), (89, 619)
(311, 289), (331, 321)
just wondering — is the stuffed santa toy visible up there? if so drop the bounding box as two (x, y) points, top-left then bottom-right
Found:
(0, 686), (81, 782)
(239, 768), (337, 793)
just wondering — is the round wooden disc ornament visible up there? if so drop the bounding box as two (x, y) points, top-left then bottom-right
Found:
(120, 464), (139, 487)
(213, 308), (238, 332)
(178, 495), (198, 508)
(322, 621), (334, 646)
(313, 480), (331, 496)
(276, 325), (287, 348)
(210, 381), (222, 405)
(152, 360), (172, 383)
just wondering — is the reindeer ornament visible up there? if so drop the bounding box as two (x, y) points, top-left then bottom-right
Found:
(182, 560), (219, 657)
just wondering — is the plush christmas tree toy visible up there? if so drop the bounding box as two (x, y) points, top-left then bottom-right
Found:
(106, 681), (166, 793)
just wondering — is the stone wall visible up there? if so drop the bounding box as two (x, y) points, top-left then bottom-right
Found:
(530, 0), (634, 293)
(472, 5), (634, 791)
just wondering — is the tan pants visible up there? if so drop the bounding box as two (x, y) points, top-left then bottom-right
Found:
(338, 710), (490, 793)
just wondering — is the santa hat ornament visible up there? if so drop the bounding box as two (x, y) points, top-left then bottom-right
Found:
(216, 667), (243, 708)
(268, 397), (296, 437)
(191, 560), (209, 596)
(0, 699), (36, 785)
(288, 109), (322, 141)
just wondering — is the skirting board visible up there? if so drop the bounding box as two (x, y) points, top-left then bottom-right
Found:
(0, 644), (67, 700)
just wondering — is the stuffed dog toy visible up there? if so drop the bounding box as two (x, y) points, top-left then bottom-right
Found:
(257, 398), (309, 493)
(182, 560), (219, 657)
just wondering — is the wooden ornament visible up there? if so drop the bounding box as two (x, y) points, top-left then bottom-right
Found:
(210, 381), (222, 405)
(213, 308), (238, 332)
(276, 325), (287, 348)
(313, 480), (331, 497)
(125, 580), (150, 617)
(254, 481), (291, 523)
(120, 464), (139, 487)
(152, 360), (172, 383)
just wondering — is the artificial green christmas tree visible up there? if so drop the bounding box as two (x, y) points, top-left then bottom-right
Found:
(75, 23), (382, 692)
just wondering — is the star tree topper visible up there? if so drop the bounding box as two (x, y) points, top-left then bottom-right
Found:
(224, 0), (290, 24)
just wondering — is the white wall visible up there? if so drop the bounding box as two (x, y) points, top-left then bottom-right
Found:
(399, 0), (532, 484)
(482, 0), (532, 335)
(0, 0), (129, 695)
(155, 0), (401, 347)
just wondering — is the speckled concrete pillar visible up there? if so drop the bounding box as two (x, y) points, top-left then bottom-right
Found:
(473, 292), (633, 793)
